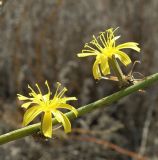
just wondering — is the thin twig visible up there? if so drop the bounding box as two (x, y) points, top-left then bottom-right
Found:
(72, 124), (123, 135)
(138, 92), (157, 156)
(70, 136), (148, 160)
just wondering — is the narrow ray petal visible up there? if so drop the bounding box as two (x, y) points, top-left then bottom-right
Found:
(54, 110), (71, 133)
(17, 94), (30, 101)
(57, 103), (78, 117)
(117, 42), (140, 52)
(23, 106), (42, 126)
(21, 102), (33, 109)
(115, 51), (132, 66)
(100, 57), (110, 76)
(63, 97), (77, 101)
(61, 97), (77, 103)
(52, 110), (61, 122)
(42, 111), (52, 138)
(92, 59), (101, 80)
(77, 53), (98, 57)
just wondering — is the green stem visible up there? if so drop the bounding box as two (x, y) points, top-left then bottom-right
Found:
(108, 56), (127, 86)
(0, 73), (158, 145)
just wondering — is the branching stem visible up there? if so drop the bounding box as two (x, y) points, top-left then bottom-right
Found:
(108, 56), (128, 87)
(0, 73), (158, 145)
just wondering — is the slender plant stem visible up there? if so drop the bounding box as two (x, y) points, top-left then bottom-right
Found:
(108, 56), (128, 87)
(0, 72), (158, 145)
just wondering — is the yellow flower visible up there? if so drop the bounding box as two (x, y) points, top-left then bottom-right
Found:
(17, 81), (78, 138)
(77, 28), (140, 80)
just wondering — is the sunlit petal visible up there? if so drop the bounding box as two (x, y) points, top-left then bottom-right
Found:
(62, 97), (77, 102)
(92, 59), (101, 80)
(17, 94), (31, 101)
(77, 53), (98, 57)
(54, 110), (71, 133)
(100, 57), (110, 76)
(23, 106), (42, 126)
(115, 51), (132, 66)
(21, 102), (33, 109)
(57, 103), (78, 117)
(42, 111), (52, 138)
(52, 109), (61, 122)
(117, 42), (140, 52)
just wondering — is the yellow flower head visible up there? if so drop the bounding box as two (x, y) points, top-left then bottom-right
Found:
(17, 81), (78, 138)
(77, 28), (140, 80)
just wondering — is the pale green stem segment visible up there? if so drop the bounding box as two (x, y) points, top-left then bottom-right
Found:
(0, 72), (158, 145)
(108, 56), (127, 87)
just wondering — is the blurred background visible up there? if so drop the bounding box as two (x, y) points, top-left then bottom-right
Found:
(0, 0), (158, 159)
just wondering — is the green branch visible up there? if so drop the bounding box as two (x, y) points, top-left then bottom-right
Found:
(108, 56), (126, 87)
(0, 72), (158, 145)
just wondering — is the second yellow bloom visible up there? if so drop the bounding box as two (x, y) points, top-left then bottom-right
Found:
(77, 28), (140, 80)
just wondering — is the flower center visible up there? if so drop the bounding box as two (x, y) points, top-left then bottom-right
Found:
(102, 47), (116, 58)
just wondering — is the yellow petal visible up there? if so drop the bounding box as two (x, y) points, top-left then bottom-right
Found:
(17, 94), (30, 101)
(23, 106), (42, 126)
(54, 110), (71, 133)
(57, 103), (78, 117)
(117, 42), (140, 52)
(77, 53), (97, 57)
(92, 59), (101, 80)
(21, 102), (33, 109)
(42, 111), (52, 138)
(43, 94), (50, 102)
(61, 97), (77, 103)
(115, 51), (131, 66)
(32, 94), (43, 104)
(59, 112), (71, 133)
(100, 57), (110, 76)
(52, 110), (62, 122)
